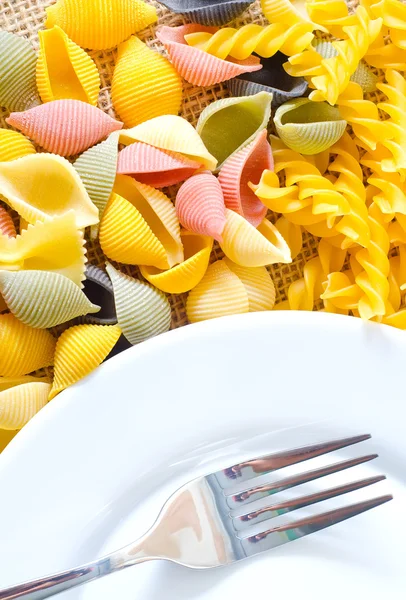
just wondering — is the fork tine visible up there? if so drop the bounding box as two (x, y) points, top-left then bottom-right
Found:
(238, 495), (393, 557)
(225, 454), (378, 508)
(231, 475), (386, 530)
(216, 434), (371, 485)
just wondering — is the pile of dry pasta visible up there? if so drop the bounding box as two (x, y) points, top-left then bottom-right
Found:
(1, 0), (406, 448)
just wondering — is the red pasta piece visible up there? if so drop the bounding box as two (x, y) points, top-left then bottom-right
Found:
(175, 171), (226, 242)
(156, 24), (262, 87)
(218, 129), (272, 227)
(117, 142), (201, 188)
(6, 100), (123, 156)
(0, 206), (16, 238)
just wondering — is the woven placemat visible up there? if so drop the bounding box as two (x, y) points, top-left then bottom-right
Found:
(1, 0), (367, 329)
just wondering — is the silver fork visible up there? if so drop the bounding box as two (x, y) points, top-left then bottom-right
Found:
(0, 433), (392, 600)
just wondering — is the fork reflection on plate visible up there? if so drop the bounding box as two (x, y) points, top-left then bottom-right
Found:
(0, 433), (392, 600)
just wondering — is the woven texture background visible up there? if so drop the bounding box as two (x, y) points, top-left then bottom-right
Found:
(1, 0), (370, 329)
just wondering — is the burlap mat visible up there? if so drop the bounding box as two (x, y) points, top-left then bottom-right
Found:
(1, 0), (372, 329)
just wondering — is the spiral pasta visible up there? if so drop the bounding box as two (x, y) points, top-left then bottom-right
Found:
(362, 147), (406, 215)
(376, 69), (406, 177)
(306, 0), (354, 37)
(184, 22), (315, 60)
(366, 0), (406, 49)
(285, 6), (382, 105)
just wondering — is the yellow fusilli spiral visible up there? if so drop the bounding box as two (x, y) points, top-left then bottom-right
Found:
(285, 6), (382, 105)
(376, 69), (406, 177)
(327, 133), (370, 248)
(366, 0), (406, 50)
(362, 147), (406, 216)
(184, 22), (315, 60)
(306, 0), (354, 38)
(337, 81), (398, 152)
(321, 270), (362, 313)
(252, 137), (350, 235)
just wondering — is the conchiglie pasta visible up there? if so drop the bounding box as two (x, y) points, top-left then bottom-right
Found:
(106, 263), (171, 345)
(140, 231), (213, 294)
(220, 209), (291, 267)
(0, 270), (100, 328)
(158, 0), (252, 26)
(100, 176), (183, 269)
(186, 260), (249, 323)
(49, 324), (121, 400)
(0, 154), (99, 228)
(0, 382), (51, 429)
(0, 129), (35, 162)
(37, 26), (101, 105)
(112, 36), (182, 127)
(45, 0), (157, 50)
(0, 314), (56, 377)
(223, 258), (276, 311)
(79, 264), (117, 325)
(0, 206), (16, 238)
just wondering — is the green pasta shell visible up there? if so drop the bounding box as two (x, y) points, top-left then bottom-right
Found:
(196, 91), (273, 171)
(106, 263), (171, 345)
(0, 270), (100, 328)
(0, 31), (41, 111)
(274, 98), (347, 155)
(313, 40), (378, 94)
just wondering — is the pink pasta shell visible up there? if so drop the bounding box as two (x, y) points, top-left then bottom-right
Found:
(218, 129), (272, 227)
(0, 206), (16, 238)
(175, 171), (226, 242)
(6, 100), (123, 156)
(156, 24), (262, 86)
(117, 142), (201, 188)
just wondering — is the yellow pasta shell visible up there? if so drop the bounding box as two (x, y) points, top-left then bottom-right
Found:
(49, 324), (121, 400)
(106, 263), (171, 345)
(120, 115), (217, 170)
(0, 129), (35, 162)
(45, 0), (157, 51)
(0, 313), (56, 377)
(0, 429), (18, 452)
(0, 154), (99, 229)
(100, 176), (183, 269)
(0, 382), (51, 430)
(220, 209), (292, 267)
(0, 212), (87, 288)
(112, 36), (182, 127)
(140, 231), (213, 293)
(186, 260), (249, 323)
(0, 375), (50, 392)
(37, 26), (100, 105)
(274, 98), (346, 155)
(0, 270), (100, 328)
(223, 257), (276, 311)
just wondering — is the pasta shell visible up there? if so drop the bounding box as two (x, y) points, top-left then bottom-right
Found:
(156, 24), (262, 87)
(0, 375), (50, 392)
(158, 0), (252, 26)
(220, 209), (291, 267)
(223, 257), (276, 311)
(186, 260), (249, 323)
(0, 31), (41, 112)
(49, 324), (121, 400)
(218, 129), (271, 227)
(0, 207), (16, 238)
(0, 129), (35, 162)
(120, 115), (217, 171)
(196, 92), (272, 170)
(274, 98), (347, 155)
(0, 382), (51, 430)
(0, 313), (56, 377)
(0, 154), (99, 228)
(74, 132), (119, 238)
(37, 26), (101, 105)
(140, 231), (213, 293)
(112, 36), (182, 128)
(79, 264), (116, 325)
(261, 0), (326, 31)
(0, 270), (100, 328)
(226, 52), (308, 108)
(275, 216), (302, 260)
(117, 142), (200, 188)
(0, 212), (87, 288)
(0, 429), (18, 451)
(106, 263), (171, 345)
(45, 0), (157, 50)
(6, 100), (123, 156)
(175, 172), (226, 241)
(100, 176), (183, 269)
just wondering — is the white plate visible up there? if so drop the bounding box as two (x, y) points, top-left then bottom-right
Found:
(0, 312), (405, 599)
